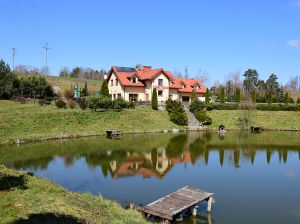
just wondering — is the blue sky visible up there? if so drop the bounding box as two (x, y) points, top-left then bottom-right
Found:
(0, 0), (300, 85)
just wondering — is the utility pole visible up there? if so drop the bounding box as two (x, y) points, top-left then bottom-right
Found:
(43, 42), (50, 68)
(12, 48), (15, 70)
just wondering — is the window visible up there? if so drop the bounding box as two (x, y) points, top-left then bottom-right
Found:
(117, 93), (121, 98)
(169, 94), (173, 99)
(158, 79), (163, 86)
(115, 79), (118, 86)
(193, 85), (199, 90)
(129, 94), (138, 102)
(181, 84), (185, 89)
(132, 77), (137, 83)
(113, 94), (116, 100)
(111, 79), (113, 86)
(158, 91), (163, 97)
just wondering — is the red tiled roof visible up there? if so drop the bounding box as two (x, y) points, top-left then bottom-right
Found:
(170, 78), (206, 93)
(107, 66), (205, 92)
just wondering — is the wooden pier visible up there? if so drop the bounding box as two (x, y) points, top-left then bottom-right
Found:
(143, 186), (214, 221)
(106, 130), (123, 139)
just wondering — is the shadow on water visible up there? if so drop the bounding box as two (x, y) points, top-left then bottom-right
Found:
(0, 172), (27, 191)
(12, 213), (84, 224)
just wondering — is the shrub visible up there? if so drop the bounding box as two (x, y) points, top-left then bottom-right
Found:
(86, 96), (99, 111)
(128, 101), (135, 109)
(151, 88), (158, 110)
(256, 104), (300, 111)
(297, 98), (300, 104)
(18, 97), (26, 104)
(55, 99), (66, 108)
(220, 87), (225, 104)
(169, 109), (188, 126)
(64, 89), (74, 99)
(79, 98), (86, 110)
(191, 89), (198, 101)
(113, 98), (128, 111)
(98, 96), (112, 111)
(235, 87), (241, 104)
(38, 99), (46, 106)
(68, 100), (76, 109)
(205, 89), (211, 104)
(195, 111), (212, 125)
(166, 98), (184, 114)
(206, 103), (239, 110)
(189, 99), (205, 114)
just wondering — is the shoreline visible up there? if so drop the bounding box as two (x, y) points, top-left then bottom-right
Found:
(1, 127), (299, 148)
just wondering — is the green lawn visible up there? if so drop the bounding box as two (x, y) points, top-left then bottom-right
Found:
(0, 165), (149, 224)
(207, 110), (300, 129)
(0, 100), (179, 146)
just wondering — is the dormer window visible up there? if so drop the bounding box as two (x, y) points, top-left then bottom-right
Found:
(132, 77), (137, 83)
(181, 84), (185, 89)
(193, 85), (199, 90)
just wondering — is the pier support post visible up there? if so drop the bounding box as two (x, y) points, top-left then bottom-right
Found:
(207, 197), (213, 213)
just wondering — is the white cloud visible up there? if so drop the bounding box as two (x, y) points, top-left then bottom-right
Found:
(287, 39), (300, 48)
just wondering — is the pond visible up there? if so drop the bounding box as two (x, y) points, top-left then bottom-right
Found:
(1, 131), (300, 224)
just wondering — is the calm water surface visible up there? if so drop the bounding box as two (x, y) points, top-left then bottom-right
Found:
(1, 131), (300, 224)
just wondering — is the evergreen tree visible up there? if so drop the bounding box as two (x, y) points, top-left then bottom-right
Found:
(284, 92), (289, 105)
(151, 88), (158, 110)
(235, 87), (241, 103)
(251, 90), (256, 103)
(191, 89), (198, 101)
(279, 87), (285, 103)
(205, 89), (210, 104)
(82, 81), (88, 96)
(267, 91), (272, 105)
(220, 87), (225, 104)
(100, 80), (109, 97)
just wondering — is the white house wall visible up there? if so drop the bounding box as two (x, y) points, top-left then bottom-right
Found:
(108, 72), (125, 99)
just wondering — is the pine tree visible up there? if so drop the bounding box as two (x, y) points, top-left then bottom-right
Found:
(220, 87), (225, 104)
(152, 88), (158, 110)
(235, 87), (241, 104)
(191, 89), (198, 101)
(251, 90), (256, 103)
(284, 92), (289, 105)
(100, 80), (109, 97)
(279, 87), (285, 103)
(205, 89), (210, 104)
(267, 91), (272, 105)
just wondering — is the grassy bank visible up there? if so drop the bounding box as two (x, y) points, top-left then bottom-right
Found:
(0, 100), (179, 146)
(208, 110), (300, 129)
(0, 165), (148, 224)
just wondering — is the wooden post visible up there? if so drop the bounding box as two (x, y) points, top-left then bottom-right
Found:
(207, 197), (213, 213)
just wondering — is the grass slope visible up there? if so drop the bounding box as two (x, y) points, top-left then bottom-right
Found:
(45, 76), (102, 95)
(0, 100), (179, 145)
(208, 110), (300, 129)
(0, 165), (149, 224)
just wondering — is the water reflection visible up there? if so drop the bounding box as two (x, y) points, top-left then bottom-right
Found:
(0, 131), (299, 179)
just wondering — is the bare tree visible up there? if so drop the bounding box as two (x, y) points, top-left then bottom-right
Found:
(196, 69), (210, 86)
(173, 69), (183, 78)
(59, 67), (70, 77)
(40, 66), (50, 76)
(184, 66), (189, 79)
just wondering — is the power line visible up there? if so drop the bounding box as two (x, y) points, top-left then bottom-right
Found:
(29, 0), (45, 42)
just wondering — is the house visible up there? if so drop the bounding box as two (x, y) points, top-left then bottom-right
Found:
(107, 65), (206, 102)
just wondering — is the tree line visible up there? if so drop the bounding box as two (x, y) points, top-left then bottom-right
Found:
(59, 66), (106, 80)
(0, 59), (54, 99)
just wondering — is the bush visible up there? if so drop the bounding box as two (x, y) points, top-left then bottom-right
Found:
(68, 100), (76, 109)
(189, 99), (205, 114)
(206, 103), (239, 110)
(297, 98), (300, 104)
(98, 96), (112, 111)
(195, 111), (212, 125)
(113, 98), (128, 111)
(38, 99), (46, 106)
(64, 89), (74, 99)
(128, 101), (135, 109)
(86, 96), (98, 111)
(55, 99), (66, 108)
(166, 98), (184, 114)
(169, 109), (188, 126)
(79, 98), (86, 110)
(256, 104), (300, 111)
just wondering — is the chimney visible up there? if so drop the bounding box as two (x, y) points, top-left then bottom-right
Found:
(143, 66), (152, 71)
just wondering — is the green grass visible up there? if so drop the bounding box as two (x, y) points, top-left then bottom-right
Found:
(0, 165), (149, 224)
(0, 100), (179, 145)
(207, 110), (300, 129)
